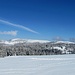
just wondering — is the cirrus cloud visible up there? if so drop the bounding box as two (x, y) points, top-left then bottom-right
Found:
(0, 31), (18, 36)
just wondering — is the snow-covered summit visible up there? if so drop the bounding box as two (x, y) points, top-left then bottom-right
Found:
(55, 41), (75, 44)
(27, 39), (50, 43)
(0, 38), (50, 45)
(11, 38), (50, 43)
(0, 38), (75, 45)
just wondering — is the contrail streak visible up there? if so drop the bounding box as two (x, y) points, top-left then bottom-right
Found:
(0, 19), (39, 34)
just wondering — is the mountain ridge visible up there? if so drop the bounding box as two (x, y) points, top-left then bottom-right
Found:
(0, 38), (50, 45)
(0, 38), (75, 45)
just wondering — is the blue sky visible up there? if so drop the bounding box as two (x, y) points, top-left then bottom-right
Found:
(0, 0), (75, 40)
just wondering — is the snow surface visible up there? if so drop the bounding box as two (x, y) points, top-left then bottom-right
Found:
(0, 54), (75, 75)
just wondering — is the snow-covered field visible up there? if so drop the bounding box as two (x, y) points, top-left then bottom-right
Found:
(0, 54), (75, 75)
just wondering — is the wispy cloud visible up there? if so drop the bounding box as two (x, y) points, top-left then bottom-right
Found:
(0, 19), (39, 34)
(0, 31), (18, 36)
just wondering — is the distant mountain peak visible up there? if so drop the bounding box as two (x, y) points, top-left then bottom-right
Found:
(0, 38), (50, 45)
(55, 41), (75, 44)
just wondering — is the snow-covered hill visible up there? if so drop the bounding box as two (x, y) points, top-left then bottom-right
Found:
(0, 38), (50, 45)
(0, 38), (75, 45)
(55, 41), (75, 44)
(0, 55), (75, 75)
(11, 38), (50, 43)
(0, 38), (75, 55)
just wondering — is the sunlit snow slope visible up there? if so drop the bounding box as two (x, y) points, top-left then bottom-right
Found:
(0, 55), (75, 75)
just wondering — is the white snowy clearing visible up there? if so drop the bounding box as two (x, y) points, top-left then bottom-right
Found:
(0, 54), (75, 75)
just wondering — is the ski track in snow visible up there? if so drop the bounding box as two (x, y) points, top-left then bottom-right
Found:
(0, 55), (75, 75)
